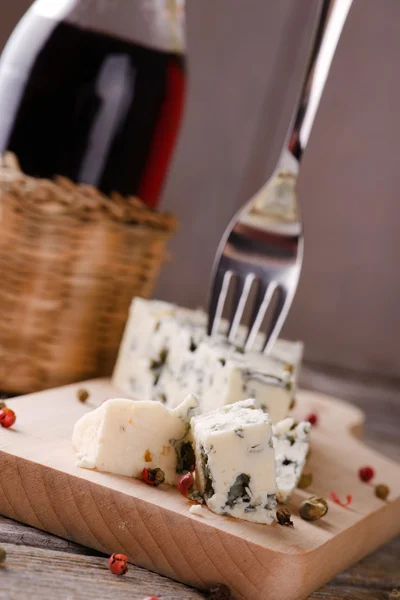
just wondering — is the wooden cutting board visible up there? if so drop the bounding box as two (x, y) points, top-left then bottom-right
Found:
(0, 379), (399, 600)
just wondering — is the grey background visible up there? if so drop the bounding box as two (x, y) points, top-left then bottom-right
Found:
(1, 0), (400, 378)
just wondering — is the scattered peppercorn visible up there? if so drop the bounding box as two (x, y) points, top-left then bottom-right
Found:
(108, 553), (128, 575)
(0, 408), (16, 429)
(0, 400), (7, 409)
(177, 472), (204, 503)
(375, 483), (390, 501)
(289, 398), (296, 410)
(178, 472), (195, 497)
(208, 583), (232, 599)
(330, 491), (352, 508)
(142, 467), (165, 487)
(276, 506), (294, 527)
(305, 413), (318, 426)
(358, 466), (375, 483)
(0, 547), (6, 564)
(110, 552), (128, 563)
(298, 472), (313, 489)
(77, 388), (89, 403)
(299, 496), (328, 521)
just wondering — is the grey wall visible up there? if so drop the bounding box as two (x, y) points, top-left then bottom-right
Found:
(2, 1), (400, 378)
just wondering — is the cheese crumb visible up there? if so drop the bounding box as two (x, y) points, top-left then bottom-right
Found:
(189, 504), (205, 517)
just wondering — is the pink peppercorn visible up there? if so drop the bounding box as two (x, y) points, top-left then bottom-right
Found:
(108, 553), (128, 575)
(178, 472), (195, 497)
(306, 413), (318, 426)
(0, 408), (16, 428)
(358, 466), (375, 483)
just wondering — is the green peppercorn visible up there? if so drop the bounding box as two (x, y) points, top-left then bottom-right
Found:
(375, 484), (390, 501)
(77, 388), (89, 403)
(299, 496), (328, 521)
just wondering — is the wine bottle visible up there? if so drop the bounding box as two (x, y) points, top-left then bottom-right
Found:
(0, 0), (186, 207)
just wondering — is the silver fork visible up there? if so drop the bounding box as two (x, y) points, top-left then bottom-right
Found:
(208, 0), (352, 352)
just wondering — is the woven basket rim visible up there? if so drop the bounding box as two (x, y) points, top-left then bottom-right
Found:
(0, 152), (178, 231)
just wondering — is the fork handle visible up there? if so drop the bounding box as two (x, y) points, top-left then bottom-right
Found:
(286, 0), (352, 163)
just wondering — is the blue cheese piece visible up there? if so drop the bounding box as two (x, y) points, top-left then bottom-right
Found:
(112, 298), (302, 422)
(157, 336), (293, 423)
(191, 400), (277, 524)
(72, 394), (199, 486)
(112, 298), (174, 399)
(189, 338), (293, 423)
(272, 417), (311, 502)
(113, 298), (204, 401)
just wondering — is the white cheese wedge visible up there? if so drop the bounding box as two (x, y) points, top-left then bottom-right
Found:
(191, 400), (277, 524)
(112, 298), (303, 423)
(272, 417), (311, 502)
(72, 394), (199, 486)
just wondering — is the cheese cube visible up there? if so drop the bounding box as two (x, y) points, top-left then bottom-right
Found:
(272, 417), (311, 502)
(191, 400), (277, 524)
(72, 394), (199, 486)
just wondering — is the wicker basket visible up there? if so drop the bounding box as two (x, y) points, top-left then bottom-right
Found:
(0, 153), (177, 394)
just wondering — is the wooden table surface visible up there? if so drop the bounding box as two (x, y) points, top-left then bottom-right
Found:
(1, 364), (399, 600)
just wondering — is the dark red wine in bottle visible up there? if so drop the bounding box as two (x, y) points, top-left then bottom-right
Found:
(0, 0), (186, 207)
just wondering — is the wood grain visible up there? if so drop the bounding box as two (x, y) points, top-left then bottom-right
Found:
(0, 378), (399, 600)
(0, 542), (206, 600)
(309, 537), (400, 599)
(0, 514), (101, 556)
(1, 516), (399, 600)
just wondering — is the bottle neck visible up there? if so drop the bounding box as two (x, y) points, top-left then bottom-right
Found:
(32, 0), (185, 52)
